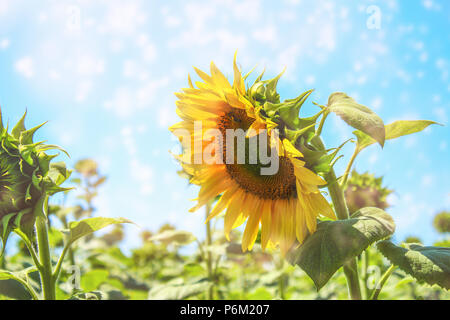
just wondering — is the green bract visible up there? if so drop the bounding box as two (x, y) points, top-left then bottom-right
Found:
(0, 108), (71, 253)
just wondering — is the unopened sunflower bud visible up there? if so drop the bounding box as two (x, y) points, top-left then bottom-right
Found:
(249, 82), (266, 102)
(344, 171), (392, 214)
(433, 211), (450, 234)
(0, 107), (72, 250)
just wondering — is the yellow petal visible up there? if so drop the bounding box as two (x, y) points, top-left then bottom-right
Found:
(295, 199), (308, 244)
(261, 200), (272, 250)
(294, 166), (327, 186)
(280, 200), (296, 256)
(242, 201), (262, 252)
(224, 191), (246, 239)
(233, 51), (245, 95)
(210, 61), (232, 89)
(310, 193), (336, 220)
(206, 184), (239, 223)
(283, 139), (303, 158)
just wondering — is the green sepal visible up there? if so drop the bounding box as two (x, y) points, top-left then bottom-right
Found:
(36, 144), (70, 158)
(11, 110), (27, 139)
(37, 153), (58, 176)
(277, 90), (314, 129)
(264, 70), (284, 103)
(42, 162), (73, 195)
(13, 208), (35, 241)
(19, 122), (47, 145)
(18, 141), (45, 166)
(0, 213), (15, 257)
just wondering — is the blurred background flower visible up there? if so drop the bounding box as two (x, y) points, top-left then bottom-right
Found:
(0, 0), (449, 249)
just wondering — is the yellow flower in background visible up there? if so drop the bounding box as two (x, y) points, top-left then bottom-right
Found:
(170, 55), (336, 256)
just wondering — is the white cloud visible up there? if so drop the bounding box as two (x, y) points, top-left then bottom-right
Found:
(370, 97), (383, 110)
(14, 57), (34, 78)
(104, 77), (168, 117)
(75, 80), (93, 102)
(0, 0), (9, 16)
(97, 1), (147, 35)
(252, 25), (277, 44)
(422, 0), (441, 11)
(432, 107), (447, 123)
(158, 106), (177, 128)
(76, 55), (105, 76)
(131, 158), (154, 195)
(0, 38), (9, 49)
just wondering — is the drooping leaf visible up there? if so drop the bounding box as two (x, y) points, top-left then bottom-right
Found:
(287, 207), (395, 290)
(0, 267), (38, 300)
(327, 92), (385, 147)
(66, 217), (134, 245)
(377, 241), (450, 290)
(354, 120), (440, 151)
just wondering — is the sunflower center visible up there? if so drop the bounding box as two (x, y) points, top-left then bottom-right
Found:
(217, 109), (296, 200)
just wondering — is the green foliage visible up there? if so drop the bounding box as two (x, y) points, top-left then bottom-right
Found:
(66, 217), (133, 245)
(377, 241), (450, 290)
(327, 92), (385, 147)
(287, 207), (395, 290)
(148, 279), (213, 300)
(353, 120), (440, 152)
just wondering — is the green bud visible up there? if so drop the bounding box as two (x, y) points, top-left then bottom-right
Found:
(433, 211), (450, 234)
(0, 107), (72, 252)
(249, 82), (266, 102)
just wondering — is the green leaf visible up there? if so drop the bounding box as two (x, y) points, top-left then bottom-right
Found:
(354, 120), (440, 151)
(377, 241), (450, 290)
(327, 92), (385, 147)
(81, 269), (110, 292)
(287, 207), (395, 290)
(67, 217), (134, 245)
(148, 279), (212, 300)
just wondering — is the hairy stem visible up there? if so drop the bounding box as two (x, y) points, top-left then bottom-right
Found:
(370, 264), (396, 300)
(205, 202), (214, 300)
(324, 169), (363, 300)
(341, 146), (360, 187)
(34, 195), (56, 300)
(312, 133), (363, 300)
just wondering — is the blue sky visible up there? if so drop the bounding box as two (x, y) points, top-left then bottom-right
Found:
(0, 0), (449, 248)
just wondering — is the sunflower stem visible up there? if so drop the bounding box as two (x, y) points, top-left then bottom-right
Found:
(34, 195), (56, 300)
(370, 264), (396, 300)
(340, 145), (360, 187)
(205, 201), (214, 300)
(311, 134), (363, 300)
(325, 168), (363, 300)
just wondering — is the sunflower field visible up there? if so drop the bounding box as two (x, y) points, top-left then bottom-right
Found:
(0, 1), (449, 305)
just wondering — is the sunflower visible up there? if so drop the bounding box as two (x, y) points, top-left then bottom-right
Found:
(0, 108), (71, 252)
(170, 55), (336, 255)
